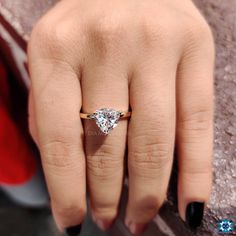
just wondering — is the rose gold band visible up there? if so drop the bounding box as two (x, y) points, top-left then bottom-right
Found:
(80, 111), (131, 119)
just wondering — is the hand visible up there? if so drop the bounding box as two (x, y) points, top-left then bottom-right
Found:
(28, 0), (214, 234)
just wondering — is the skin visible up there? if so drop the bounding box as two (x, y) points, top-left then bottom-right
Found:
(27, 0), (215, 234)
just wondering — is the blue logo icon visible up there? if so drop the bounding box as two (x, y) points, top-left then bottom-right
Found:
(217, 219), (235, 234)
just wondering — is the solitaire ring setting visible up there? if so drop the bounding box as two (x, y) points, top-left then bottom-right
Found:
(80, 108), (131, 134)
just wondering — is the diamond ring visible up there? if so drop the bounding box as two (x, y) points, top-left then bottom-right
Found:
(80, 108), (131, 134)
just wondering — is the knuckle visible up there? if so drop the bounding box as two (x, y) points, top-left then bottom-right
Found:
(139, 12), (181, 49)
(140, 19), (173, 48)
(183, 166), (212, 177)
(195, 20), (212, 39)
(29, 19), (70, 58)
(41, 139), (81, 171)
(141, 20), (160, 41)
(86, 144), (123, 179)
(98, 18), (125, 39)
(130, 139), (172, 171)
(185, 17), (214, 45)
(179, 108), (212, 132)
(89, 17), (127, 57)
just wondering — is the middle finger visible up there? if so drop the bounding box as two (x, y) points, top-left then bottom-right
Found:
(125, 41), (178, 234)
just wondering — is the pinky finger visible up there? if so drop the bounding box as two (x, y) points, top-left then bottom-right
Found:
(177, 26), (215, 229)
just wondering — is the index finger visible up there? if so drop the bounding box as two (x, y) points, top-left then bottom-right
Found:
(28, 41), (86, 233)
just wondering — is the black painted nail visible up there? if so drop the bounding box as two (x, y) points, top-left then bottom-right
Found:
(65, 225), (82, 236)
(186, 202), (204, 229)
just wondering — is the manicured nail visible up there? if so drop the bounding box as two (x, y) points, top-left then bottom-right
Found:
(125, 219), (146, 235)
(186, 202), (204, 229)
(65, 225), (82, 236)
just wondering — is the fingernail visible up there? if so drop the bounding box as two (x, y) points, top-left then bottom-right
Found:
(96, 219), (113, 231)
(91, 212), (114, 231)
(65, 225), (82, 236)
(125, 219), (146, 236)
(186, 202), (204, 229)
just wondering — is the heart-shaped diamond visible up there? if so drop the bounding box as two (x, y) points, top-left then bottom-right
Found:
(89, 108), (121, 134)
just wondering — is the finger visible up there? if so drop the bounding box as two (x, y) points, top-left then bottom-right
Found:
(126, 48), (177, 235)
(176, 25), (214, 228)
(82, 41), (130, 230)
(28, 88), (39, 145)
(28, 35), (86, 231)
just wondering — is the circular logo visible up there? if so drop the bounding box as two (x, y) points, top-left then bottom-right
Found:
(217, 219), (235, 233)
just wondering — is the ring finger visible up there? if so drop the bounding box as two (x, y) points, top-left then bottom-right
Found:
(81, 35), (130, 230)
